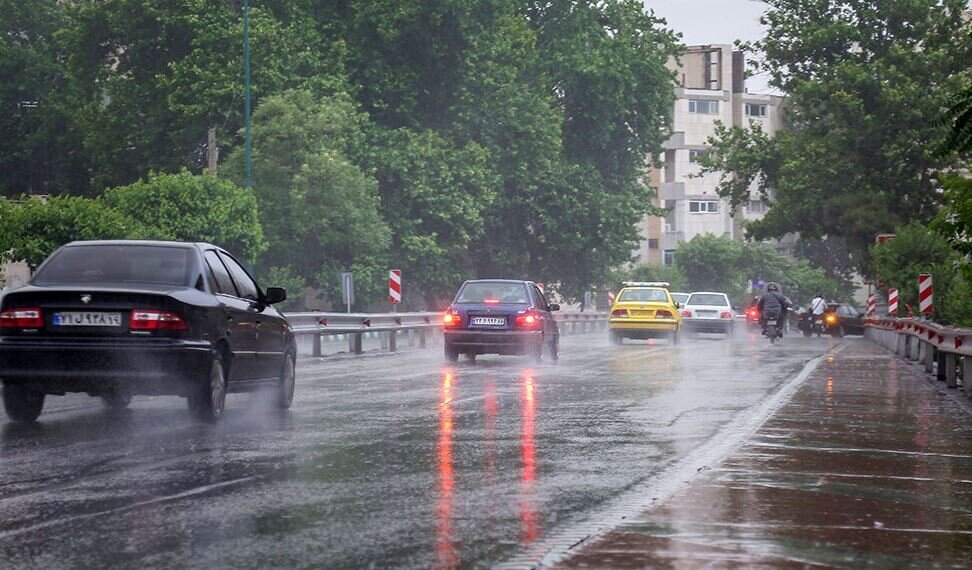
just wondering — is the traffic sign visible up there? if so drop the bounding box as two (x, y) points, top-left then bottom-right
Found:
(389, 269), (402, 304)
(340, 272), (354, 312)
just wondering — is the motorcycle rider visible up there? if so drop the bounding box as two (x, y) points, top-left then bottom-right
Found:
(808, 292), (826, 317)
(757, 282), (789, 336)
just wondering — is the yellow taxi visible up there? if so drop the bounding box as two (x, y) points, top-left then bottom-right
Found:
(608, 282), (682, 345)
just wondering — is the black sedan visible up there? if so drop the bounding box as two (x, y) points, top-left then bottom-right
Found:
(0, 240), (296, 423)
(442, 279), (560, 362)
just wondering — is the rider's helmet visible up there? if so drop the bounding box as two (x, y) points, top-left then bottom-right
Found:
(815, 291), (823, 298)
(767, 282), (780, 292)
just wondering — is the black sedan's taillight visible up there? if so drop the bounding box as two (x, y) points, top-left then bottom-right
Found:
(129, 309), (188, 331)
(0, 307), (44, 329)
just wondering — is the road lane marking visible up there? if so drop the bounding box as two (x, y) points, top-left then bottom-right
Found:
(496, 342), (849, 570)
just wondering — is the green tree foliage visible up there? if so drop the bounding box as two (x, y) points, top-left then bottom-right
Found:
(941, 83), (972, 155)
(102, 170), (265, 262)
(870, 222), (971, 326)
(698, 0), (972, 270)
(612, 264), (688, 292)
(0, 197), (142, 267)
(57, 0), (346, 191)
(223, 90), (390, 305)
(368, 128), (496, 303)
(673, 234), (845, 305)
(932, 174), (972, 259)
(0, 0), (89, 196)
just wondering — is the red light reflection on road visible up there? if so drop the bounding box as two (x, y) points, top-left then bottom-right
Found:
(520, 372), (539, 544)
(437, 369), (458, 569)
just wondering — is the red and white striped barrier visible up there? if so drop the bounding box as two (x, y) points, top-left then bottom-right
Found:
(888, 288), (898, 315)
(389, 269), (402, 304)
(866, 291), (876, 317)
(919, 273), (933, 315)
(607, 290), (616, 305)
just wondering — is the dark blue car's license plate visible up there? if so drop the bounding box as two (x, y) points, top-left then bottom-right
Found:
(470, 316), (505, 326)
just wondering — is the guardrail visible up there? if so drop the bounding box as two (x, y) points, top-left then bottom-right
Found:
(865, 317), (970, 398)
(285, 311), (609, 357)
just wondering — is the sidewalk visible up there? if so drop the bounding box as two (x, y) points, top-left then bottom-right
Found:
(559, 339), (972, 568)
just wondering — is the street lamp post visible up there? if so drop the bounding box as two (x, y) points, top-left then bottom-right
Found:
(243, 0), (252, 189)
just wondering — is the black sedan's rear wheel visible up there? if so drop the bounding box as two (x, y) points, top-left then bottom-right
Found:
(100, 388), (132, 411)
(188, 356), (227, 422)
(3, 384), (45, 423)
(444, 344), (459, 363)
(550, 336), (560, 362)
(531, 338), (544, 363)
(277, 352), (296, 409)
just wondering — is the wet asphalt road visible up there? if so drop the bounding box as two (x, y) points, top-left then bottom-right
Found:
(0, 328), (839, 568)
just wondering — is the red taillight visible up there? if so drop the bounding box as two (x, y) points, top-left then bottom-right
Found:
(0, 307), (44, 329)
(129, 309), (188, 331)
(443, 310), (462, 328)
(655, 310), (673, 319)
(748, 309), (758, 319)
(611, 309), (628, 318)
(720, 312), (733, 319)
(680, 310), (692, 318)
(515, 311), (542, 329)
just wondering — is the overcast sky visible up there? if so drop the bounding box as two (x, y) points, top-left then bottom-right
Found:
(642, 0), (775, 92)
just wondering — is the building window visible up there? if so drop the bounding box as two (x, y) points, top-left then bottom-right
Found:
(663, 250), (676, 267)
(745, 103), (767, 117)
(688, 200), (719, 213)
(689, 149), (708, 163)
(688, 99), (719, 114)
(648, 238), (659, 250)
(746, 199), (767, 213)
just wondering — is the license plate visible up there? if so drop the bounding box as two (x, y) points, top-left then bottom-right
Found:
(766, 319), (778, 326)
(471, 316), (505, 326)
(696, 310), (718, 318)
(53, 312), (122, 327)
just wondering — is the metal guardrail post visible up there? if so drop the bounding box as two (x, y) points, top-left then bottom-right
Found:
(924, 340), (935, 373)
(419, 329), (427, 348)
(389, 330), (397, 352)
(350, 333), (363, 354)
(963, 358), (971, 400)
(945, 353), (958, 388)
(313, 332), (322, 358)
(936, 348), (948, 382)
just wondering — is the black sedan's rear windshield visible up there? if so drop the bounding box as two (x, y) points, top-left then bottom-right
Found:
(457, 282), (529, 304)
(33, 245), (193, 286)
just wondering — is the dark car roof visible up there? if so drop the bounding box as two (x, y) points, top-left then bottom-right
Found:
(462, 279), (536, 285)
(65, 240), (215, 249)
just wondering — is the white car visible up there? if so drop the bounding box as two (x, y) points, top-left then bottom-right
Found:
(680, 291), (735, 336)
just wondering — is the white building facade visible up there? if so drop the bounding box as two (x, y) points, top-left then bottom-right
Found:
(636, 45), (785, 266)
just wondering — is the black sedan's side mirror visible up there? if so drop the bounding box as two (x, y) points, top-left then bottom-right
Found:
(549, 303), (560, 312)
(674, 302), (681, 309)
(263, 287), (287, 305)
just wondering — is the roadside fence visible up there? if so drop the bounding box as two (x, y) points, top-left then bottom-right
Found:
(865, 317), (970, 399)
(286, 311), (609, 357)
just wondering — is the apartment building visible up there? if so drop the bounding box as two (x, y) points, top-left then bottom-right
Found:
(636, 45), (784, 266)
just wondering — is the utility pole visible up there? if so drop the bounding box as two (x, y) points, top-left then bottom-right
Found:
(207, 127), (218, 176)
(243, 0), (252, 189)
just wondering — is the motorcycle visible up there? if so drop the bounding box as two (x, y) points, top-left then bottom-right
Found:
(764, 315), (784, 344)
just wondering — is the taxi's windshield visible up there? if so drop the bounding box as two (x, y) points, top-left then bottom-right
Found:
(457, 282), (529, 304)
(618, 289), (669, 303)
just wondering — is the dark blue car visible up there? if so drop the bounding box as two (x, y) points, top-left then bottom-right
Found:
(442, 279), (560, 363)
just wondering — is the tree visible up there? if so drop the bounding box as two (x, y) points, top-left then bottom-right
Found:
(367, 128), (496, 304)
(101, 170), (266, 262)
(933, 174), (972, 258)
(698, 0), (972, 269)
(0, 0), (89, 196)
(58, 0), (346, 190)
(0, 196), (142, 268)
(675, 235), (745, 296)
(870, 222), (970, 325)
(223, 90), (390, 306)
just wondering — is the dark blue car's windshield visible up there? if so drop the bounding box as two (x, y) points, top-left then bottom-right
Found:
(33, 245), (194, 286)
(457, 282), (529, 304)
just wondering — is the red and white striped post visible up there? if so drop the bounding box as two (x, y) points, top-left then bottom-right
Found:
(888, 288), (898, 316)
(607, 290), (616, 306)
(389, 269), (402, 304)
(866, 285), (876, 317)
(918, 273), (933, 316)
